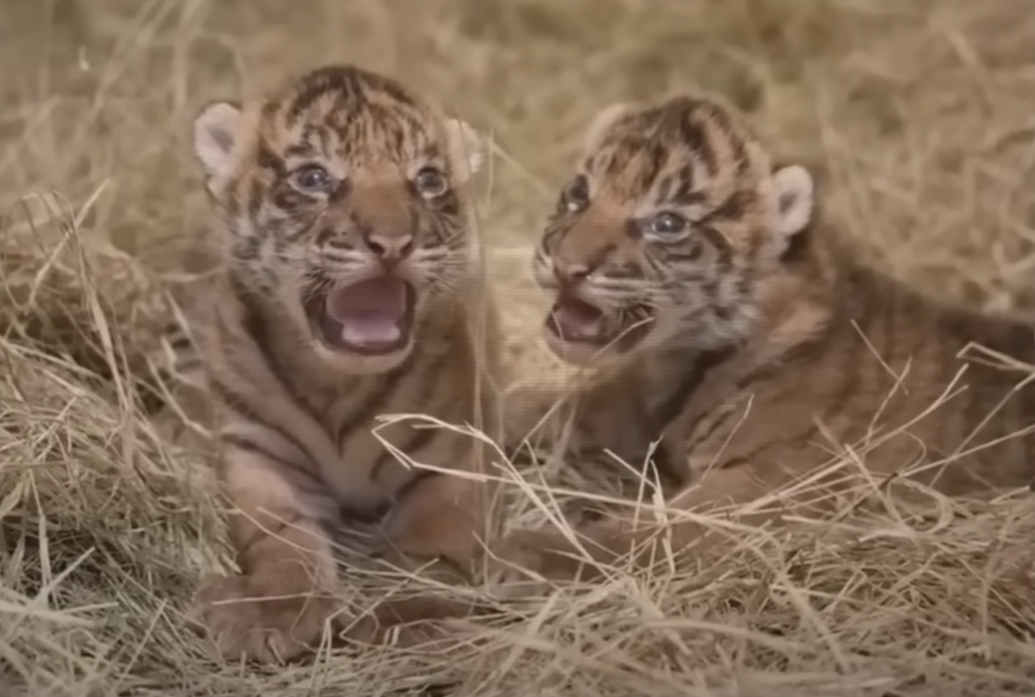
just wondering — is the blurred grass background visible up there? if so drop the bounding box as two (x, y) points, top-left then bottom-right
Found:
(2, 0), (1034, 300)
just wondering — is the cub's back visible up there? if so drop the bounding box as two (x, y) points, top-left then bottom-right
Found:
(711, 260), (1035, 495)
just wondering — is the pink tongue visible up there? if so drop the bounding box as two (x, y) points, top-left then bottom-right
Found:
(326, 277), (408, 346)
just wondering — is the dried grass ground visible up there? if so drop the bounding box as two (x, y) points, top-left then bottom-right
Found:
(3, 1), (1035, 695)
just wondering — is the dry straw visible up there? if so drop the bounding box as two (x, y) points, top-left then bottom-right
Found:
(3, 0), (1035, 695)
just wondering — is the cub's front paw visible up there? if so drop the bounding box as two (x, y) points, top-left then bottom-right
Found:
(196, 572), (339, 664)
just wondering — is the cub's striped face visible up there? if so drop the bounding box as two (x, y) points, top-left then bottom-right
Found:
(192, 65), (484, 372)
(534, 97), (815, 365)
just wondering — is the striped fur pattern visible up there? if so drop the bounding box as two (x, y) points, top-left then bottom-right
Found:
(180, 65), (502, 663)
(493, 95), (1035, 583)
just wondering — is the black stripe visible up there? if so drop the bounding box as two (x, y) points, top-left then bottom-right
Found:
(718, 456), (750, 470)
(651, 347), (734, 430)
(335, 357), (413, 450)
(700, 190), (756, 225)
(371, 344), (456, 480)
(256, 146), (287, 179)
(283, 142), (317, 159)
(734, 317), (839, 393)
(643, 250), (666, 277)
(271, 188), (312, 218)
(662, 239), (704, 263)
(671, 174), (705, 207)
(246, 178), (264, 218)
(339, 368), (403, 445)
(640, 441), (688, 489)
(260, 99), (280, 123)
(392, 468), (441, 504)
(687, 403), (740, 453)
(371, 424), (439, 482)
(717, 423), (820, 473)
(168, 331), (195, 351)
(210, 378), (320, 472)
(340, 499), (392, 525)
(798, 283), (873, 429)
(699, 225), (732, 269)
(288, 80), (342, 126)
(209, 377), (260, 421)
(683, 124), (713, 174)
(643, 348), (735, 486)
(365, 469), (444, 564)
(230, 275), (325, 426)
(220, 433), (324, 490)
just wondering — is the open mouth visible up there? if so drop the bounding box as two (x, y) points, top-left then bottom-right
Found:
(306, 276), (417, 356)
(544, 292), (654, 353)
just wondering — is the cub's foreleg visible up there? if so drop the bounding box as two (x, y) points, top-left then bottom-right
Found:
(488, 457), (794, 585)
(197, 435), (341, 663)
(354, 458), (497, 634)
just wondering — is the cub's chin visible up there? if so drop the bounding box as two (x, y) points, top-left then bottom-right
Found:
(313, 340), (415, 375)
(542, 292), (654, 366)
(305, 275), (418, 375)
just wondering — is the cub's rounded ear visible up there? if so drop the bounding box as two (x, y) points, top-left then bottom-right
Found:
(583, 102), (633, 152)
(445, 118), (485, 183)
(772, 164), (815, 252)
(192, 100), (242, 183)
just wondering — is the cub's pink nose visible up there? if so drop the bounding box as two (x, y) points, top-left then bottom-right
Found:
(365, 232), (414, 260)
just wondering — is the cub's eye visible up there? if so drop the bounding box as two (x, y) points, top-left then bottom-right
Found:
(646, 211), (689, 238)
(414, 167), (449, 197)
(561, 175), (590, 213)
(291, 164), (336, 194)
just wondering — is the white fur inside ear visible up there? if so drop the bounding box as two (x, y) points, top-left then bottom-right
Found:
(193, 101), (242, 183)
(446, 119), (485, 181)
(584, 102), (633, 152)
(772, 164), (815, 250)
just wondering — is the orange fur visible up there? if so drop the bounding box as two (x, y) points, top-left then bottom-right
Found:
(171, 65), (503, 662)
(493, 94), (1035, 585)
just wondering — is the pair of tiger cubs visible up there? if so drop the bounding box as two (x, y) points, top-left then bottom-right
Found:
(174, 64), (1035, 663)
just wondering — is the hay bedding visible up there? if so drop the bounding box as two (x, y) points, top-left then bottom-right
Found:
(4, 1), (1035, 695)
(4, 185), (1035, 697)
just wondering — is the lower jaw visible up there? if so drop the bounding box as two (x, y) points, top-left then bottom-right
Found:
(542, 325), (649, 365)
(313, 338), (414, 374)
(328, 336), (411, 358)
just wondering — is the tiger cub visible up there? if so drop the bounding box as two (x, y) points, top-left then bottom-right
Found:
(181, 65), (503, 662)
(491, 95), (1035, 582)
